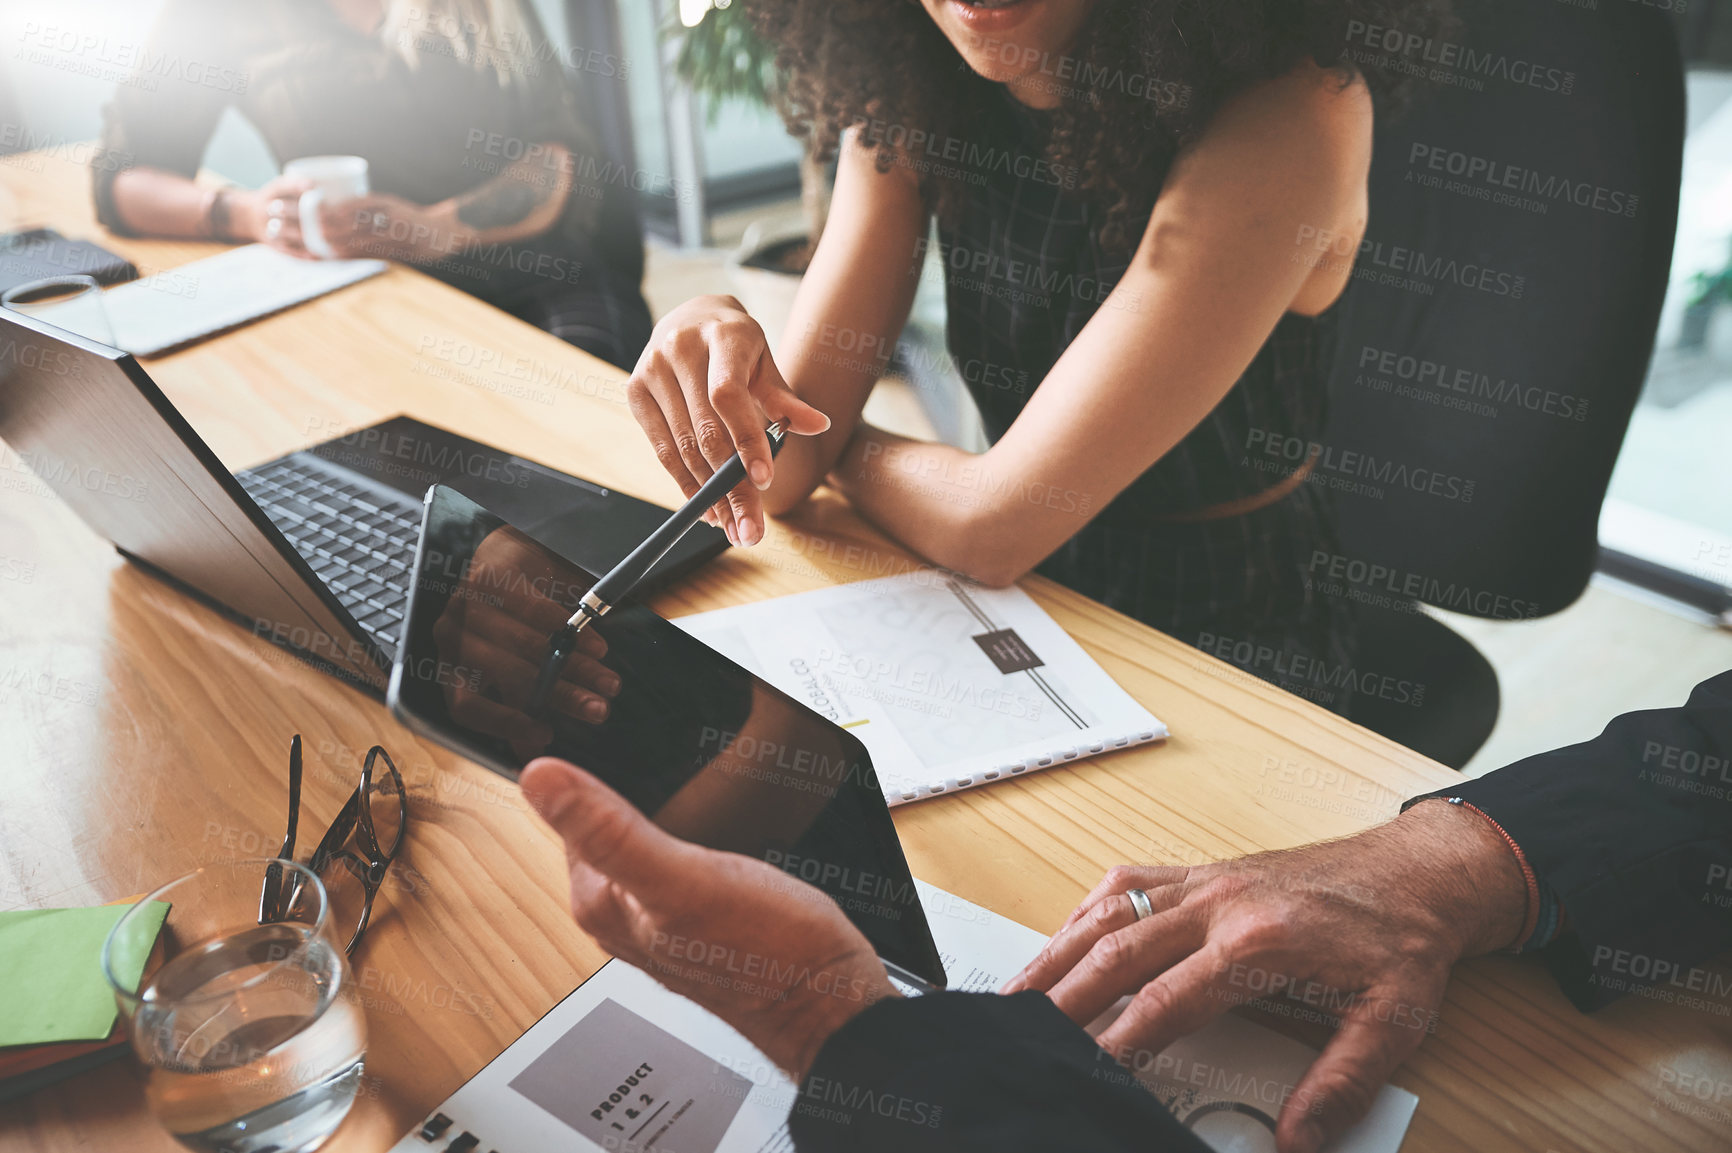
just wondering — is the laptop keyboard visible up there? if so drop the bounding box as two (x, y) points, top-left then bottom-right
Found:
(236, 457), (421, 654)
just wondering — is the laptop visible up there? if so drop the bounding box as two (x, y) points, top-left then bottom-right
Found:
(0, 308), (727, 696)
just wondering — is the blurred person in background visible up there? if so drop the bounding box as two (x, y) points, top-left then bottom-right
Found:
(93, 0), (653, 370)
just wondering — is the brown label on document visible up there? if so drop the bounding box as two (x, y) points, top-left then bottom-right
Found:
(973, 629), (1044, 675)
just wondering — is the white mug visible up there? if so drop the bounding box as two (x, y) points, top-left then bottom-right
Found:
(284, 156), (370, 260)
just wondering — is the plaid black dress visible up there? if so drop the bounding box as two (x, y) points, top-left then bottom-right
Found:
(937, 101), (1360, 716)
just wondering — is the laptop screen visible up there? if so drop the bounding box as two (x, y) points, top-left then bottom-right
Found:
(390, 484), (948, 990)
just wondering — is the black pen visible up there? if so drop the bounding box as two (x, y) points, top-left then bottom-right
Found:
(530, 422), (788, 712)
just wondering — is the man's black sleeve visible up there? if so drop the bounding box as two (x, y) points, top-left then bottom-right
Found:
(1409, 670), (1732, 1011)
(787, 991), (1211, 1153)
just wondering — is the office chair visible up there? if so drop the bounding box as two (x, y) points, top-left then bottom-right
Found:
(1320, 1), (1686, 767)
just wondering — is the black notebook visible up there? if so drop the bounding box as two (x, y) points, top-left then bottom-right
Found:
(0, 228), (138, 296)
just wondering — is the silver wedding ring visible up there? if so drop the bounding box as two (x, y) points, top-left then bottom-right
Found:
(265, 217), (284, 241)
(1126, 888), (1154, 922)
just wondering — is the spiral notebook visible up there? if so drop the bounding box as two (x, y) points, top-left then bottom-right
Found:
(384, 882), (1418, 1153)
(670, 573), (1167, 806)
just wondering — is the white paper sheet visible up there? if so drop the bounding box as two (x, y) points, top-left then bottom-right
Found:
(50, 244), (387, 357)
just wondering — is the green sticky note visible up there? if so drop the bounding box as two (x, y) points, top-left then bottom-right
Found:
(0, 901), (170, 1047)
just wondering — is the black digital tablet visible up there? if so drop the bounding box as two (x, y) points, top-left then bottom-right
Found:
(388, 484), (947, 991)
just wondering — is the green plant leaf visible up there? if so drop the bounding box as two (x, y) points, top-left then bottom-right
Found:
(665, 3), (780, 124)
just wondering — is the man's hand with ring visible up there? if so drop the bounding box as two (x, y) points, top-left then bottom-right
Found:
(1002, 801), (1532, 1153)
(1125, 887), (1155, 921)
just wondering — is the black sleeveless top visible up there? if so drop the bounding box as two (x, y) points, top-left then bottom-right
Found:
(937, 98), (1360, 715)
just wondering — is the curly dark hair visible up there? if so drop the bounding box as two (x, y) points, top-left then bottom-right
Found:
(746, 0), (1452, 243)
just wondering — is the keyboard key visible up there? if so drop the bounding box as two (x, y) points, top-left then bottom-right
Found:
(248, 460), (423, 592)
(349, 578), (388, 602)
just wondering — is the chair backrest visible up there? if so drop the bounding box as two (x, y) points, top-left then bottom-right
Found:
(552, 0), (649, 288)
(1318, 1), (1685, 621)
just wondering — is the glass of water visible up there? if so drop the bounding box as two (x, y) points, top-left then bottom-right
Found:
(102, 858), (368, 1153)
(1, 274), (116, 346)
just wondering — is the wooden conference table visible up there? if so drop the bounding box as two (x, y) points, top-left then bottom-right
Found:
(1, 153), (1728, 1153)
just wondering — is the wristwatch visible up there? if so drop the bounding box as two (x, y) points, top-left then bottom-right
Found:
(205, 188), (234, 241)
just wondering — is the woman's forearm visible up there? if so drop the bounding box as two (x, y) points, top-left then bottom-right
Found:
(760, 135), (928, 515)
(109, 166), (283, 244)
(109, 167), (228, 239)
(435, 144), (575, 248)
(761, 318), (905, 518)
(286, 145), (578, 265)
(829, 426), (1056, 587)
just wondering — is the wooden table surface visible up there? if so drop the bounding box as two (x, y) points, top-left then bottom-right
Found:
(1, 151), (1728, 1153)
